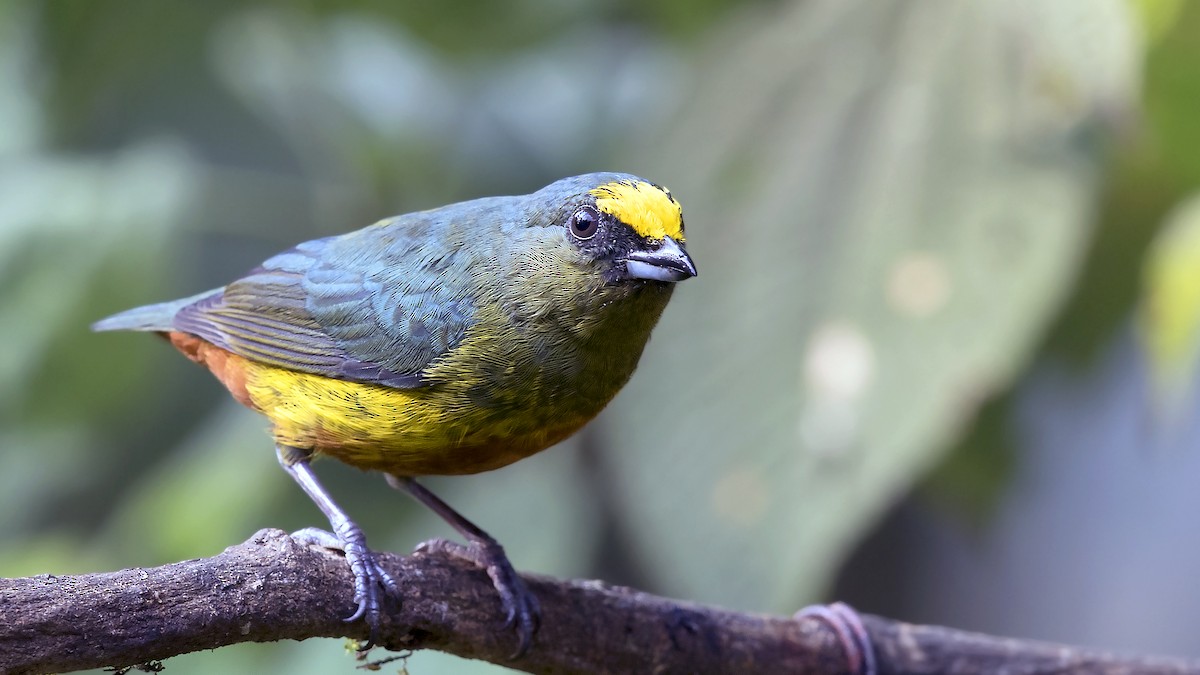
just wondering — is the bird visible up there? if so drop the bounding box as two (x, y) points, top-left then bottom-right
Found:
(93, 172), (697, 656)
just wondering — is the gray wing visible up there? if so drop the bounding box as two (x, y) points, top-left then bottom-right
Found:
(173, 216), (480, 388)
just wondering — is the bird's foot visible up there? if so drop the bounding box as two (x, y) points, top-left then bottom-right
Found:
(416, 537), (540, 657)
(795, 602), (877, 675)
(293, 526), (399, 648)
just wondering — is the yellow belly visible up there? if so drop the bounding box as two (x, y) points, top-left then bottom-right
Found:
(242, 358), (589, 476)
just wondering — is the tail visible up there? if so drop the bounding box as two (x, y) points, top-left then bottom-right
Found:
(92, 288), (221, 332)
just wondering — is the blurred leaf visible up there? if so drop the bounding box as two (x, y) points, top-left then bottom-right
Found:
(1142, 1), (1200, 184)
(1129, 0), (1186, 45)
(604, 0), (1139, 610)
(1138, 193), (1200, 413)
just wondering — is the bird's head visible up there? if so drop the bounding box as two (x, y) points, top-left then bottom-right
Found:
(531, 173), (697, 289)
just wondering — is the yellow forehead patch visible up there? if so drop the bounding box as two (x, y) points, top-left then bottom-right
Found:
(589, 180), (684, 242)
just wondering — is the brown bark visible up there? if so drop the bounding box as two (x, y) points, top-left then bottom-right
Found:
(0, 529), (1195, 675)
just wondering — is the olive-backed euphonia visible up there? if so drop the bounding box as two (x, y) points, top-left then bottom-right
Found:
(94, 172), (696, 655)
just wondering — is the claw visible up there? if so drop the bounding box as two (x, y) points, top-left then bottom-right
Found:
(392, 477), (543, 657)
(418, 537), (540, 658)
(292, 524), (398, 646)
(485, 550), (539, 657)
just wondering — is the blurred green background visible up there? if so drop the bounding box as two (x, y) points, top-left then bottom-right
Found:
(4, 0), (1200, 672)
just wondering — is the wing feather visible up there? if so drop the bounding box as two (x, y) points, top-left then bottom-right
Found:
(171, 217), (481, 389)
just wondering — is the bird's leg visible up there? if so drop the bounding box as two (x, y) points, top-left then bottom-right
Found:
(386, 474), (540, 657)
(277, 445), (398, 645)
(795, 602), (877, 675)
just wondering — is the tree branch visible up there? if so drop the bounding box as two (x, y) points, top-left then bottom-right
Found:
(1, 529), (1195, 674)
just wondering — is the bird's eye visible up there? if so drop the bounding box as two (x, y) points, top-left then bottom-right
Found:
(569, 206), (600, 240)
